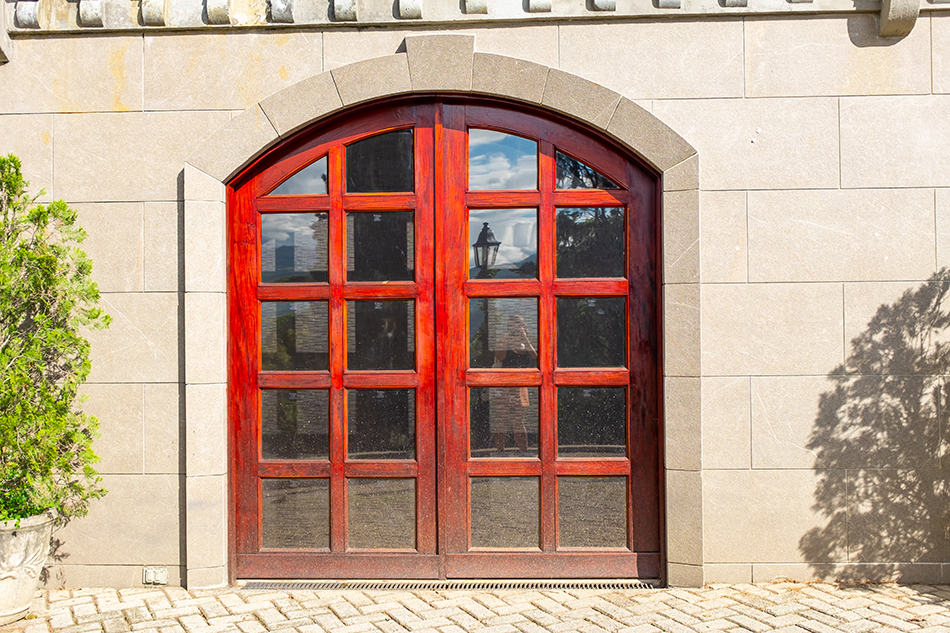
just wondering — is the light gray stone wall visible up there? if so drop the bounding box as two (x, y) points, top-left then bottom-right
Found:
(0, 12), (947, 587)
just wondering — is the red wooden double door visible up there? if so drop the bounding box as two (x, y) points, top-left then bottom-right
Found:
(229, 99), (661, 580)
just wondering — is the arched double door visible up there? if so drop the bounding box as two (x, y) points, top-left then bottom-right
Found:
(228, 99), (661, 579)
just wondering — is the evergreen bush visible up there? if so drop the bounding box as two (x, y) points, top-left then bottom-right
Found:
(0, 154), (109, 525)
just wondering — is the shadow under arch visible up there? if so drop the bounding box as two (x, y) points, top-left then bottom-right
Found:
(800, 270), (950, 581)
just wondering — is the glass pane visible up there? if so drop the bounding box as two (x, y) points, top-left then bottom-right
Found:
(261, 479), (329, 548)
(558, 477), (627, 548)
(262, 390), (329, 460)
(346, 129), (414, 193)
(347, 300), (415, 370)
(556, 297), (625, 368)
(555, 152), (618, 189)
(346, 212), (413, 282)
(469, 129), (537, 190)
(268, 156), (328, 195)
(347, 478), (415, 549)
(470, 387), (538, 458)
(557, 387), (625, 457)
(470, 477), (539, 548)
(262, 301), (329, 371)
(468, 208), (537, 280)
(469, 298), (538, 369)
(556, 207), (625, 279)
(261, 213), (329, 283)
(347, 390), (415, 460)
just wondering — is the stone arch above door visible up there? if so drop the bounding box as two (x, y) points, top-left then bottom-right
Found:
(180, 33), (701, 588)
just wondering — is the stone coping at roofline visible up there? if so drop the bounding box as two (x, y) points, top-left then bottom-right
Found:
(2, 0), (943, 37)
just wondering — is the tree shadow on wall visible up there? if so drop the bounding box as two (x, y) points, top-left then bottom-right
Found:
(800, 270), (950, 581)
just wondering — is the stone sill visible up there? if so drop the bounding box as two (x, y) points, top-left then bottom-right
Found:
(4, 0), (948, 35)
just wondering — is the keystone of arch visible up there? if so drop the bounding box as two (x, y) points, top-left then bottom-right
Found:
(188, 34), (697, 190)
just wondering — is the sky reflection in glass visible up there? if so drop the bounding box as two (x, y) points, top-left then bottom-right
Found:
(469, 129), (537, 190)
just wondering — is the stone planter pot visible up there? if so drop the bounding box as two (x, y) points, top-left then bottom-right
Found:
(0, 513), (52, 625)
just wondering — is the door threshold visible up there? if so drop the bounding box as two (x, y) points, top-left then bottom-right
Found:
(239, 580), (658, 591)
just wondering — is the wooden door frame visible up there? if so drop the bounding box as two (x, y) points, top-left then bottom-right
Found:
(229, 103), (441, 579)
(226, 95), (663, 580)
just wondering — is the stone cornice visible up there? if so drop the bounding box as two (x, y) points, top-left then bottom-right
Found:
(2, 0), (945, 39)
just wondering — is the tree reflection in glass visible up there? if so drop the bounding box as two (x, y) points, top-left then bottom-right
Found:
(557, 387), (625, 457)
(556, 297), (625, 367)
(555, 152), (618, 190)
(346, 212), (413, 282)
(347, 300), (415, 370)
(347, 389), (415, 460)
(346, 129), (414, 193)
(261, 389), (329, 460)
(261, 301), (329, 371)
(261, 213), (329, 283)
(556, 207), (625, 279)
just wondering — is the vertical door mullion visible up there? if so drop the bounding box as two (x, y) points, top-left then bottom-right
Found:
(538, 141), (557, 553)
(435, 103), (470, 554)
(230, 179), (262, 560)
(626, 161), (661, 554)
(328, 144), (347, 552)
(415, 105), (437, 555)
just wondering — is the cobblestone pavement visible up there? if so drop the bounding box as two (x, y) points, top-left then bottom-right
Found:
(3, 582), (950, 633)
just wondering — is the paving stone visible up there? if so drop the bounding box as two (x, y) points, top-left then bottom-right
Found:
(5, 583), (950, 633)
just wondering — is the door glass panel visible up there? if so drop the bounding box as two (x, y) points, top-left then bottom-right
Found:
(556, 297), (625, 367)
(262, 301), (329, 371)
(469, 298), (538, 369)
(262, 390), (329, 460)
(268, 156), (328, 195)
(347, 478), (416, 549)
(262, 479), (329, 548)
(346, 129), (414, 193)
(468, 208), (537, 279)
(347, 300), (415, 370)
(556, 207), (625, 279)
(346, 212), (414, 282)
(555, 152), (618, 189)
(347, 389), (415, 460)
(261, 213), (329, 283)
(469, 129), (537, 190)
(470, 477), (539, 548)
(558, 477), (627, 548)
(557, 387), (625, 457)
(469, 387), (538, 458)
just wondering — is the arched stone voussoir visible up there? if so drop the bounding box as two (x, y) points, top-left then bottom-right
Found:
(541, 68), (623, 132)
(187, 37), (696, 186)
(471, 52), (548, 105)
(331, 53), (412, 107)
(260, 71), (344, 139)
(607, 97), (696, 173)
(189, 104), (281, 185)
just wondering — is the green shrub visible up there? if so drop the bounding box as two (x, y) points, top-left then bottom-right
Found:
(0, 154), (109, 525)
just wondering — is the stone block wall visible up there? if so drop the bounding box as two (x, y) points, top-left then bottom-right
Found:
(0, 10), (947, 586)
